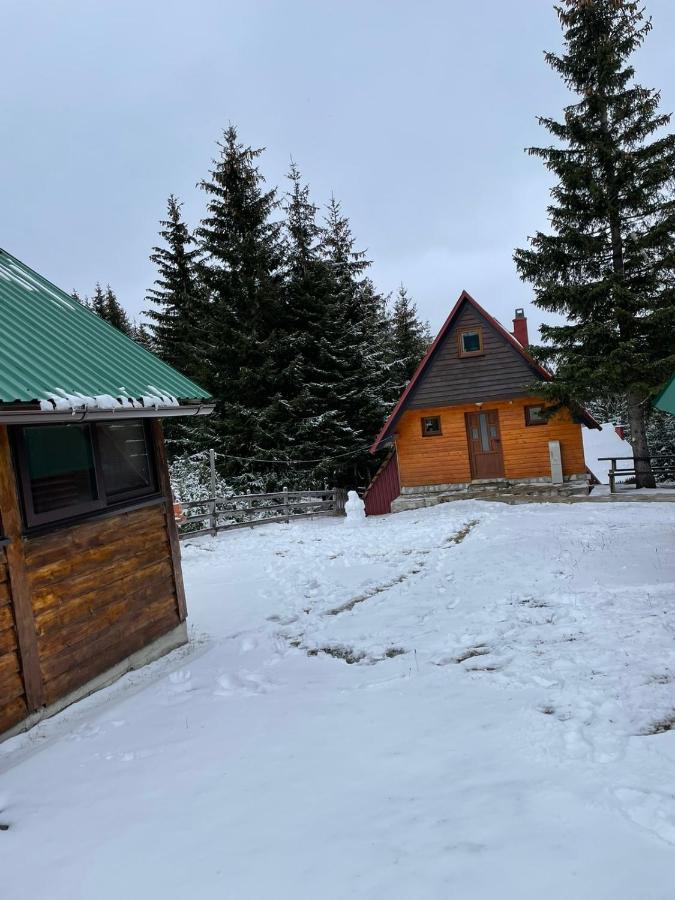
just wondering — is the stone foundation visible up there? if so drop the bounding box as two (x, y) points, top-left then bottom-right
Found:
(390, 475), (590, 512)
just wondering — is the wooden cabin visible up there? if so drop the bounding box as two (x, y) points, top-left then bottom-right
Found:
(367, 291), (599, 514)
(0, 249), (213, 738)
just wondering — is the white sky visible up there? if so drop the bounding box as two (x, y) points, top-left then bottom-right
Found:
(2, 0), (674, 338)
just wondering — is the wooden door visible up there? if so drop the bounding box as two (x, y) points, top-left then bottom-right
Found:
(465, 410), (504, 479)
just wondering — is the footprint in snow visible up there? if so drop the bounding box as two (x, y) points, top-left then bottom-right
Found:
(214, 672), (270, 697)
(614, 788), (675, 845)
(162, 670), (198, 705)
(66, 722), (102, 741)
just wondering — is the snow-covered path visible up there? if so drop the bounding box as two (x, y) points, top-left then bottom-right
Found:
(2, 501), (675, 899)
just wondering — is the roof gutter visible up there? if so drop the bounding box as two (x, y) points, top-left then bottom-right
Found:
(0, 403), (215, 425)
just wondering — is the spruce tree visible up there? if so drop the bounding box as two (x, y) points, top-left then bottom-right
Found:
(146, 195), (206, 383)
(196, 126), (286, 489)
(274, 164), (353, 486)
(389, 284), (431, 394)
(514, 0), (675, 487)
(102, 285), (134, 336)
(89, 283), (107, 319)
(84, 283), (134, 336)
(319, 196), (394, 485)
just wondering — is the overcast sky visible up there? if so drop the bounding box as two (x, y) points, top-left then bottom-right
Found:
(2, 0), (675, 339)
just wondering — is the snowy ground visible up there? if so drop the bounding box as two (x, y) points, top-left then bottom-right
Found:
(2, 500), (675, 899)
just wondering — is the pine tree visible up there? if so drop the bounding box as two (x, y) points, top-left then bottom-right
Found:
(389, 284), (431, 394)
(84, 283), (134, 336)
(102, 285), (134, 336)
(146, 195), (206, 382)
(319, 196), (394, 485)
(273, 163), (352, 486)
(196, 125), (286, 489)
(132, 322), (154, 350)
(514, 0), (675, 488)
(89, 283), (107, 319)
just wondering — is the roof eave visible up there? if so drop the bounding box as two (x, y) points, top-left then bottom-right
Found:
(0, 402), (215, 425)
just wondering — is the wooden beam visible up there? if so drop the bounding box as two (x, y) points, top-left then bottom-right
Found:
(0, 426), (45, 710)
(150, 419), (187, 622)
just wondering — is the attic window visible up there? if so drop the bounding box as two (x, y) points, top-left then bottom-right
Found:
(458, 328), (483, 357)
(421, 416), (442, 437)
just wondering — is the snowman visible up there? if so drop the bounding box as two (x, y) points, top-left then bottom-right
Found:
(343, 490), (366, 525)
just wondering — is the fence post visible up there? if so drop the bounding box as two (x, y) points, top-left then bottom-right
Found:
(334, 487), (347, 516)
(609, 458), (616, 494)
(209, 449), (217, 535)
(283, 486), (289, 524)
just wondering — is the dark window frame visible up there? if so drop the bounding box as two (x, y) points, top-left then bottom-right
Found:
(421, 415), (442, 437)
(12, 420), (159, 530)
(524, 404), (548, 427)
(457, 327), (484, 358)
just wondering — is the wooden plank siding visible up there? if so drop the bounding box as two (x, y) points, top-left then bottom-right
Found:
(395, 398), (586, 488)
(406, 303), (536, 409)
(23, 503), (182, 707)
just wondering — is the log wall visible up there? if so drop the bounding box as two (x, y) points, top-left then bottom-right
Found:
(0, 420), (187, 737)
(395, 397), (586, 488)
(0, 545), (28, 734)
(25, 504), (182, 706)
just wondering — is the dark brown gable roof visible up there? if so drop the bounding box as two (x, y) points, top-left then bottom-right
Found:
(371, 291), (599, 451)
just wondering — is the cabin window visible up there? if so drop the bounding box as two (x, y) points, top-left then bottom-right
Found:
(421, 416), (442, 436)
(14, 420), (158, 529)
(458, 328), (483, 357)
(524, 405), (548, 426)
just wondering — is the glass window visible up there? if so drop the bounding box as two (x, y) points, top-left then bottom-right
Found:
(458, 329), (483, 356)
(22, 424), (98, 516)
(98, 421), (155, 500)
(15, 419), (158, 529)
(421, 416), (442, 436)
(525, 405), (548, 426)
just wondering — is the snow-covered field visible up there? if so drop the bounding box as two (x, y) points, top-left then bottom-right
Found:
(2, 500), (675, 899)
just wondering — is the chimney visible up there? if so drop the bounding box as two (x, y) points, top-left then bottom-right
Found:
(614, 424), (627, 441)
(512, 308), (529, 347)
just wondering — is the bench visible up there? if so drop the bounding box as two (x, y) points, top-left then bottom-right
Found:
(597, 455), (675, 493)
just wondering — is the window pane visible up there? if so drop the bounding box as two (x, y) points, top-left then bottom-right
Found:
(526, 406), (547, 425)
(478, 413), (491, 452)
(98, 421), (154, 499)
(462, 332), (481, 353)
(422, 416), (441, 435)
(23, 424), (97, 514)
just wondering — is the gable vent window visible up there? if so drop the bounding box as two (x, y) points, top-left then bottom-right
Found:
(421, 416), (442, 437)
(458, 328), (483, 357)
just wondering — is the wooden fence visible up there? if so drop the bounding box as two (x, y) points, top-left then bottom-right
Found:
(177, 487), (348, 540)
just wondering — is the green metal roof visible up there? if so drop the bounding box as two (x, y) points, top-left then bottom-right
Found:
(655, 373), (675, 417)
(0, 248), (211, 409)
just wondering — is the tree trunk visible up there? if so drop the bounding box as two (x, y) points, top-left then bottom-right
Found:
(626, 390), (656, 488)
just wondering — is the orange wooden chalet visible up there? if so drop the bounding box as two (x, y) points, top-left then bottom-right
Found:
(365, 291), (600, 514)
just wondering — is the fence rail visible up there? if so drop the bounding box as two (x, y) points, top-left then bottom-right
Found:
(598, 455), (675, 493)
(177, 487), (347, 540)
